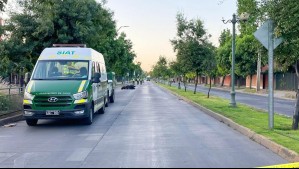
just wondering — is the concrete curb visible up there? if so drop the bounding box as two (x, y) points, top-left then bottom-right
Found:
(159, 85), (299, 163)
(0, 112), (24, 126)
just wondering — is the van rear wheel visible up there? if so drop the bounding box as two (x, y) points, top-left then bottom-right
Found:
(26, 119), (38, 126)
(105, 92), (109, 107)
(99, 101), (106, 114)
(109, 90), (115, 103)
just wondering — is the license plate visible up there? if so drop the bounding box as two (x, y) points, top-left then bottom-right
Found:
(46, 110), (60, 116)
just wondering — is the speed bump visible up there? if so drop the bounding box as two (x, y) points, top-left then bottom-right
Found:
(258, 162), (299, 168)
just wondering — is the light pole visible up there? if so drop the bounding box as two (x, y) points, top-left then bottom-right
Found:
(222, 13), (249, 107)
(117, 26), (129, 33)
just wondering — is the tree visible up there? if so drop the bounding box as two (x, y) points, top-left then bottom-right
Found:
(235, 34), (258, 88)
(264, 0), (299, 129)
(107, 33), (136, 77)
(202, 43), (217, 98)
(237, 0), (259, 35)
(169, 61), (185, 89)
(0, 0), (137, 83)
(171, 13), (212, 94)
(216, 29), (232, 87)
(152, 56), (169, 83)
(0, 0), (7, 11)
(237, 0), (267, 89)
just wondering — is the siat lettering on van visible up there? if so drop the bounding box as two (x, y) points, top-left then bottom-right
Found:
(57, 51), (76, 55)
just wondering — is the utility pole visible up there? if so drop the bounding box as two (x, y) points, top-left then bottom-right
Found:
(268, 20), (274, 129)
(256, 49), (261, 92)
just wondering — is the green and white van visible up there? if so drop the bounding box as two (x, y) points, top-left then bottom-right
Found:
(107, 72), (116, 103)
(23, 45), (108, 126)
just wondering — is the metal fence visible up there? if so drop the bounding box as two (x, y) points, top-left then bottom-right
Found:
(0, 86), (24, 116)
(275, 73), (297, 91)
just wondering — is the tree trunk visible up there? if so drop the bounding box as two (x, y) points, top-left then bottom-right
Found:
(292, 62), (299, 130)
(221, 76), (226, 87)
(292, 91), (299, 130)
(208, 76), (212, 98)
(184, 80), (187, 92)
(250, 75), (252, 89)
(194, 73), (199, 94)
(178, 80), (181, 89)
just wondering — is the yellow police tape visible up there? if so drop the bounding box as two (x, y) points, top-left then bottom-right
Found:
(258, 162), (299, 168)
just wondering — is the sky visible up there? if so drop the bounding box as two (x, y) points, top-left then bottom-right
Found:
(105, 0), (238, 72)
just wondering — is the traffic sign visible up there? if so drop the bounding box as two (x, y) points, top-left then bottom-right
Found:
(254, 20), (283, 50)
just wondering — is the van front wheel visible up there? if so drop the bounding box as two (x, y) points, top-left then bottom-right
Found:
(83, 106), (93, 125)
(26, 119), (38, 126)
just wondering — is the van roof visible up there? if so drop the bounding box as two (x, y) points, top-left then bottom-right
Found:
(38, 47), (103, 61)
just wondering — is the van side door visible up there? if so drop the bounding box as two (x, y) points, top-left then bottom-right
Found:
(97, 62), (104, 107)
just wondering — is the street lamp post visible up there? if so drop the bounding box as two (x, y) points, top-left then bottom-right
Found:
(117, 26), (129, 33)
(222, 13), (249, 107)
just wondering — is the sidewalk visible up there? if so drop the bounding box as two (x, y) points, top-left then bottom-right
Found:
(216, 85), (296, 100)
(0, 83), (24, 126)
(181, 82), (297, 100)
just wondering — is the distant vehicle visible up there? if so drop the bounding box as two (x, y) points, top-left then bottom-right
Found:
(23, 44), (108, 126)
(146, 76), (151, 81)
(107, 72), (116, 103)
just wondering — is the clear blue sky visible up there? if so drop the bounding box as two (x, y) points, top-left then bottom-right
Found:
(106, 0), (238, 72)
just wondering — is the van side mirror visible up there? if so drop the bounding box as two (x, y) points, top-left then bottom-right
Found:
(92, 73), (101, 83)
(24, 72), (31, 84)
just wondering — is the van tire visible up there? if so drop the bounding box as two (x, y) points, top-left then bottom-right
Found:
(99, 101), (106, 114)
(109, 90), (115, 103)
(105, 93), (109, 107)
(84, 106), (93, 125)
(26, 119), (38, 126)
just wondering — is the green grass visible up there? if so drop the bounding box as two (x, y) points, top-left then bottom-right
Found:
(159, 83), (299, 154)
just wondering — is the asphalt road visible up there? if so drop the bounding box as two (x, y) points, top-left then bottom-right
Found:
(173, 83), (296, 117)
(0, 82), (287, 168)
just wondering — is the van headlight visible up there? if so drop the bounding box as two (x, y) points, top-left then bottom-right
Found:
(73, 91), (88, 100)
(24, 91), (34, 100)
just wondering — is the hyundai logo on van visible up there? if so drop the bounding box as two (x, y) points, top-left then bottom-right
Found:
(48, 97), (58, 103)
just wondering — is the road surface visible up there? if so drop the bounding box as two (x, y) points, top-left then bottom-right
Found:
(172, 83), (295, 117)
(0, 82), (287, 167)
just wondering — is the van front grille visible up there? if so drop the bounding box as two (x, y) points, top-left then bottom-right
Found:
(34, 96), (73, 108)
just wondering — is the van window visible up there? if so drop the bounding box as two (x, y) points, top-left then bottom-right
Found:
(32, 60), (89, 80)
(100, 63), (107, 81)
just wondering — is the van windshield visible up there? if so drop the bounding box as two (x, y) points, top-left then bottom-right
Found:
(32, 60), (89, 80)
